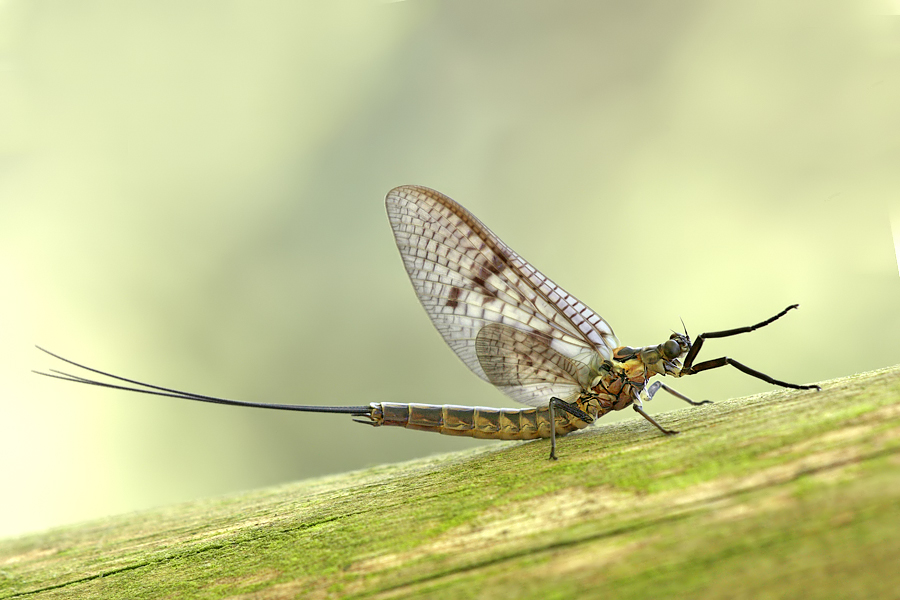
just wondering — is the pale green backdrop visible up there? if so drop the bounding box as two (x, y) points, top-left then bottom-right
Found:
(1, 0), (898, 538)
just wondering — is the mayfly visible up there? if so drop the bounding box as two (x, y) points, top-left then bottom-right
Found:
(37, 185), (820, 459)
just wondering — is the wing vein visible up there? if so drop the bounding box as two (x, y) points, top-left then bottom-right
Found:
(386, 185), (618, 407)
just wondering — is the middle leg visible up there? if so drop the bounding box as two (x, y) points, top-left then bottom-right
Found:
(646, 381), (712, 406)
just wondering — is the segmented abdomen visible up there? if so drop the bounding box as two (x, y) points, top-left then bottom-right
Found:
(366, 402), (588, 440)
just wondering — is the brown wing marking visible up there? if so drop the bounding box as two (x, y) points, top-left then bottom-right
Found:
(386, 185), (616, 406)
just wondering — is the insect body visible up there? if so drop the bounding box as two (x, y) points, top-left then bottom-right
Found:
(37, 185), (820, 459)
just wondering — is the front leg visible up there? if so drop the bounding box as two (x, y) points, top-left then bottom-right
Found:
(681, 305), (820, 391)
(685, 357), (820, 390)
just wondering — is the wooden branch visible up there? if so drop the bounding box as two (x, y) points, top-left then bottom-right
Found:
(2, 366), (899, 599)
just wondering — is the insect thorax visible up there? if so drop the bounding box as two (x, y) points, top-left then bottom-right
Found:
(577, 357), (640, 417)
(578, 339), (687, 417)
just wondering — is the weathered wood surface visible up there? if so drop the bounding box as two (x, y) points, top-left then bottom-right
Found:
(2, 366), (899, 599)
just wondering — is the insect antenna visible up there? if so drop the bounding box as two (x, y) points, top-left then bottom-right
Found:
(34, 346), (372, 416)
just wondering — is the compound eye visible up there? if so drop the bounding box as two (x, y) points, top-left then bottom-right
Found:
(662, 339), (681, 359)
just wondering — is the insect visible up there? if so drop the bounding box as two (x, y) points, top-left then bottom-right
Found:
(37, 185), (820, 459)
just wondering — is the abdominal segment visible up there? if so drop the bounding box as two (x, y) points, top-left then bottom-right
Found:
(365, 402), (589, 440)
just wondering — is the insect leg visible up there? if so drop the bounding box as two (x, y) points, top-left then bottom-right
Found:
(684, 357), (821, 390)
(632, 405), (679, 435)
(682, 304), (799, 371)
(547, 397), (593, 460)
(646, 381), (712, 406)
(548, 400), (558, 461)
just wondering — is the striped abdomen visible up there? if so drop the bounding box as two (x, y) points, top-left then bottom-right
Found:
(366, 402), (589, 440)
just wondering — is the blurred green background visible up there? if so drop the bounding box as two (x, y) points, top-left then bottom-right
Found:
(1, 1), (898, 539)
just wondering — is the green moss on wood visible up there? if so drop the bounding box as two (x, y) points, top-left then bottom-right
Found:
(2, 366), (899, 599)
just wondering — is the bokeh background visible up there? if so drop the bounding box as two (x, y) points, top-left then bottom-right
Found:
(1, 0), (898, 538)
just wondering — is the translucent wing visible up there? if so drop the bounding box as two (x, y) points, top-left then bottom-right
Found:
(386, 185), (618, 407)
(475, 322), (588, 405)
